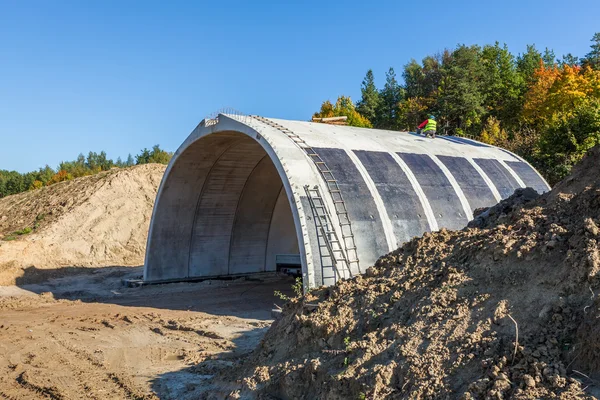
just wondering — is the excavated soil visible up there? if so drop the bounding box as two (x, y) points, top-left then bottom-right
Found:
(0, 164), (165, 285)
(205, 147), (600, 399)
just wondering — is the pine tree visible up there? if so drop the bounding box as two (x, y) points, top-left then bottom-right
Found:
(377, 68), (404, 130)
(126, 154), (134, 166)
(437, 45), (485, 134)
(582, 32), (600, 70)
(560, 53), (579, 66)
(356, 70), (379, 125)
(542, 47), (557, 67)
(480, 42), (521, 127)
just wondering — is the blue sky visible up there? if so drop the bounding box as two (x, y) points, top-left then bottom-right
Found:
(1, 0), (599, 172)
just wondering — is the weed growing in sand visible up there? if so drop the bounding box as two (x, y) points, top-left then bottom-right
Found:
(14, 227), (32, 235)
(3, 227), (32, 241)
(274, 277), (304, 302)
(292, 277), (303, 297)
(33, 213), (46, 230)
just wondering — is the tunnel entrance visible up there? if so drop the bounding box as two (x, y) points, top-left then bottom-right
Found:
(144, 131), (300, 282)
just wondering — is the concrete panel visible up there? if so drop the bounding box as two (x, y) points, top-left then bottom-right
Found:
(437, 155), (498, 211)
(266, 189), (300, 273)
(354, 150), (430, 245)
(474, 158), (520, 199)
(229, 156), (283, 274)
(188, 138), (267, 277)
(315, 147), (389, 267)
(145, 132), (242, 281)
(505, 160), (549, 193)
(398, 152), (468, 230)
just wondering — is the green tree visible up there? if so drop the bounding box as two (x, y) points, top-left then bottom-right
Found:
(560, 53), (579, 66)
(517, 45), (542, 88)
(542, 47), (557, 67)
(437, 45), (485, 135)
(376, 67), (404, 129)
(126, 154), (135, 166)
(136, 145), (173, 165)
(356, 70), (380, 125)
(480, 42), (521, 127)
(582, 32), (600, 70)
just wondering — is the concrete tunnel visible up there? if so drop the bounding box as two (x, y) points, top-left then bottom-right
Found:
(144, 114), (550, 290)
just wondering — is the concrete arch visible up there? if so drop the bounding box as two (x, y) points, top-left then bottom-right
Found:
(144, 114), (550, 290)
(144, 117), (311, 287)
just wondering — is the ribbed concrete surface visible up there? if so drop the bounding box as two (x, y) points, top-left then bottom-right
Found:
(144, 115), (550, 289)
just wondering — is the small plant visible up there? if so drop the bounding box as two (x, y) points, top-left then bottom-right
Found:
(358, 393), (366, 400)
(35, 213), (46, 221)
(274, 277), (303, 302)
(14, 227), (32, 235)
(3, 235), (16, 241)
(292, 277), (303, 297)
(274, 290), (290, 301)
(343, 336), (351, 348)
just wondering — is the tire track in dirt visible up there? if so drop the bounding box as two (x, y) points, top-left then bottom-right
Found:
(49, 332), (156, 400)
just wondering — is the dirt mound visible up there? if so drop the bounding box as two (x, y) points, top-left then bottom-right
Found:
(0, 164), (165, 285)
(213, 147), (600, 399)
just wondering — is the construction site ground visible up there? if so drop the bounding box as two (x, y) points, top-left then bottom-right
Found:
(0, 267), (293, 399)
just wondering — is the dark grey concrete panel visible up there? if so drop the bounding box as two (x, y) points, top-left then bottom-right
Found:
(398, 152), (468, 230)
(188, 139), (267, 277)
(354, 150), (430, 245)
(314, 148), (388, 265)
(229, 156), (283, 274)
(505, 161), (549, 194)
(437, 155), (498, 211)
(473, 158), (520, 199)
(145, 132), (243, 281)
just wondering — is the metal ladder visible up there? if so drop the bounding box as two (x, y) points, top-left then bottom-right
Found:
(304, 185), (351, 281)
(251, 116), (360, 274)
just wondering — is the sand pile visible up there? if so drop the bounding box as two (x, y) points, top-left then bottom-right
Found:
(0, 164), (165, 285)
(215, 147), (600, 399)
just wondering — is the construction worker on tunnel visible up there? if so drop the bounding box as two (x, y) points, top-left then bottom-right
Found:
(417, 115), (437, 138)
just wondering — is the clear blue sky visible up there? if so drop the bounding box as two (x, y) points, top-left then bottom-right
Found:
(1, 0), (599, 172)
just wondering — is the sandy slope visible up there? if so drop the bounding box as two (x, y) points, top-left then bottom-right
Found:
(0, 165), (165, 285)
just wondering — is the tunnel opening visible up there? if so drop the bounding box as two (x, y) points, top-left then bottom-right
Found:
(144, 131), (300, 282)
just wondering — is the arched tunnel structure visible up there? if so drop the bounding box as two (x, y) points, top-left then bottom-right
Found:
(144, 114), (550, 290)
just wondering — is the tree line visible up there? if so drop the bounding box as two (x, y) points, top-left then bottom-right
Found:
(313, 32), (600, 184)
(0, 145), (172, 198)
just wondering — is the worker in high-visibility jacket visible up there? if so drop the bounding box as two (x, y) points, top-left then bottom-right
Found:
(417, 116), (437, 138)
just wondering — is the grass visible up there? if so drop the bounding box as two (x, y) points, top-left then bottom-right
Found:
(2, 226), (33, 241)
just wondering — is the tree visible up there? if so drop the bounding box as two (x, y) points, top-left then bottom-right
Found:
(356, 70), (380, 125)
(437, 45), (485, 135)
(582, 32), (600, 70)
(560, 53), (579, 67)
(136, 145), (173, 165)
(376, 67), (404, 129)
(313, 96), (372, 128)
(542, 47), (557, 67)
(517, 45), (542, 88)
(126, 154), (135, 167)
(480, 42), (521, 127)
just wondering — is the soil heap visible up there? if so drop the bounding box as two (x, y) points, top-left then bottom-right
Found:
(0, 164), (165, 285)
(217, 147), (600, 399)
